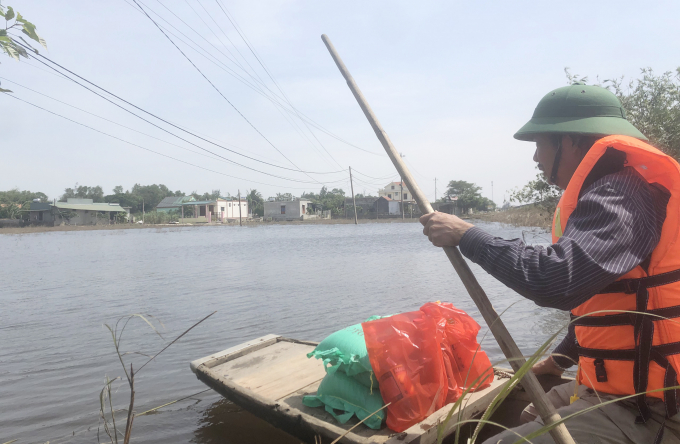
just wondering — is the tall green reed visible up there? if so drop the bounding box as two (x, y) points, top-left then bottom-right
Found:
(98, 312), (215, 444)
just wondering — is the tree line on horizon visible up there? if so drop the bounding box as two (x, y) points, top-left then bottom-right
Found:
(0, 180), (499, 220)
(0, 184), (351, 219)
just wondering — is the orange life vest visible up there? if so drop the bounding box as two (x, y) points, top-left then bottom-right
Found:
(552, 135), (680, 423)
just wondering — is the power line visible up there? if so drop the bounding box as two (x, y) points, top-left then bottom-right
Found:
(3, 93), (345, 189)
(13, 39), (347, 180)
(129, 0), (384, 158)
(352, 175), (399, 188)
(351, 168), (398, 181)
(210, 1), (385, 158)
(404, 157), (429, 181)
(181, 0), (256, 84)
(142, 0), (344, 169)
(123, 0), (341, 170)
(1, 76), (243, 165)
(209, 0), (345, 169)
(130, 0), (322, 184)
(193, 0), (263, 84)
(16, 60), (308, 166)
(136, 0), (268, 93)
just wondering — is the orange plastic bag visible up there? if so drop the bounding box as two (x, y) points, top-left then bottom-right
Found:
(362, 311), (450, 433)
(420, 302), (494, 394)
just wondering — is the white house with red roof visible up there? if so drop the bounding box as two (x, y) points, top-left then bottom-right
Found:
(378, 181), (414, 203)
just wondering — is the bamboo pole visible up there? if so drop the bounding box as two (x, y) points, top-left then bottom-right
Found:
(321, 34), (575, 444)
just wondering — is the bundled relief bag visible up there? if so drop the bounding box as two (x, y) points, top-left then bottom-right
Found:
(362, 302), (494, 432)
(362, 311), (449, 433)
(302, 371), (386, 430)
(352, 370), (379, 390)
(420, 302), (494, 395)
(307, 315), (385, 377)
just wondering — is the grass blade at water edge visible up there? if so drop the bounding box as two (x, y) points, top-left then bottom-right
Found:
(135, 311), (216, 375)
(136, 389), (212, 416)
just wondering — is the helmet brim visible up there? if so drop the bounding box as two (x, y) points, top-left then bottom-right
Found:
(513, 116), (648, 142)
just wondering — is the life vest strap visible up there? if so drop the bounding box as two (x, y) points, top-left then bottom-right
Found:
(598, 269), (680, 295)
(575, 344), (680, 420)
(576, 343), (680, 360)
(571, 268), (680, 328)
(571, 304), (680, 327)
(571, 268), (680, 421)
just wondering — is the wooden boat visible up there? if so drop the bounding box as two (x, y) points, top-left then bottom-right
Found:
(190, 334), (570, 444)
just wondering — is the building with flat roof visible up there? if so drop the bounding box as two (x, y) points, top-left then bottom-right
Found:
(263, 199), (311, 221)
(180, 198), (248, 223)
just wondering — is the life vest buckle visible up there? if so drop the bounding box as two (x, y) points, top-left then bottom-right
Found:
(594, 358), (608, 382)
(622, 279), (639, 294)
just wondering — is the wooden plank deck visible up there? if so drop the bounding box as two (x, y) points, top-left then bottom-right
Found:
(191, 335), (510, 444)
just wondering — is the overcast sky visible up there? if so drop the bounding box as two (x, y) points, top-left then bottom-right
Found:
(2, 0), (679, 203)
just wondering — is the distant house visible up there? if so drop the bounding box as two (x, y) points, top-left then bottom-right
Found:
(263, 199), (312, 221)
(156, 196), (196, 213)
(343, 197), (378, 217)
(219, 198), (248, 220)
(376, 196), (400, 215)
(181, 198), (248, 223)
(28, 198), (130, 225)
(432, 196), (461, 216)
(378, 181), (414, 203)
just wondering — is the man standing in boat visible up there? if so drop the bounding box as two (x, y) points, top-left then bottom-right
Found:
(421, 84), (680, 443)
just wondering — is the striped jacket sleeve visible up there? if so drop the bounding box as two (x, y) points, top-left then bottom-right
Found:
(459, 168), (664, 311)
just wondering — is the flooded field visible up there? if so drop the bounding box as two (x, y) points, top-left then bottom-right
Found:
(0, 221), (566, 444)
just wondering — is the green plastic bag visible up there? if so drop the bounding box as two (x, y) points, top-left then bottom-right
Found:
(307, 316), (385, 376)
(353, 371), (379, 391)
(303, 371), (385, 430)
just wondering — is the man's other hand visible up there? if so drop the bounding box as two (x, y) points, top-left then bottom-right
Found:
(531, 356), (566, 376)
(419, 212), (474, 247)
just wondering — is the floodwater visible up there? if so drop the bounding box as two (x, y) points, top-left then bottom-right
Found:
(0, 221), (567, 444)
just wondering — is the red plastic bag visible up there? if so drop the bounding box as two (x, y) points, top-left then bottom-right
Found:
(420, 302), (494, 394)
(362, 311), (450, 432)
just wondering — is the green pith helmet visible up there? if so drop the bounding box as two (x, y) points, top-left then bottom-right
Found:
(514, 83), (648, 142)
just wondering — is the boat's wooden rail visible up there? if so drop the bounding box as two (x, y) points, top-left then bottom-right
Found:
(191, 335), (513, 444)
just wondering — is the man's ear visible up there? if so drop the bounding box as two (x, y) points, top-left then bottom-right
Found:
(561, 135), (582, 158)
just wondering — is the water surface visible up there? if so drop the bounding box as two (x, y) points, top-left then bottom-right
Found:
(0, 221), (565, 443)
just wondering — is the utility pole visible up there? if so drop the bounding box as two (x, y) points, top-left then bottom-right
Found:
(349, 166), (358, 225)
(400, 153), (405, 219)
(238, 189), (242, 226)
(181, 203), (184, 224)
(142, 198), (145, 224)
(400, 178), (404, 219)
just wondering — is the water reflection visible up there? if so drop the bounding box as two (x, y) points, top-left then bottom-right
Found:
(533, 308), (570, 340)
(193, 398), (300, 444)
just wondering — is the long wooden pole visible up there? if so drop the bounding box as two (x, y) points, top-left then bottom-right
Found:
(349, 166), (358, 225)
(321, 34), (575, 444)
